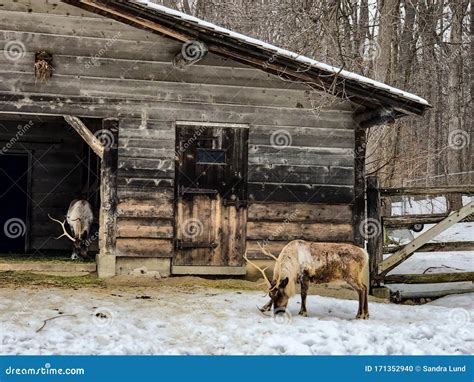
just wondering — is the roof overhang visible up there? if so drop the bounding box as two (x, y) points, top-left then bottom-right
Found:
(62, 0), (431, 118)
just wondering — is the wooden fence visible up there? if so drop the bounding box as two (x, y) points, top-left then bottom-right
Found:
(366, 176), (474, 295)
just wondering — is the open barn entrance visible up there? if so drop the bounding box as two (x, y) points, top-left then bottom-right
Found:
(173, 122), (249, 275)
(0, 153), (29, 252)
(0, 114), (105, 262)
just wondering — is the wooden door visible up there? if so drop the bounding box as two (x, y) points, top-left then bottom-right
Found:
(173, 123), (248, 274)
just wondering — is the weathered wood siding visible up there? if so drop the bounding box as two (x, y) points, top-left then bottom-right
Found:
(0, 0), (356, 259)
(115, 119), (174, 258)
(0, 117), (83, 251)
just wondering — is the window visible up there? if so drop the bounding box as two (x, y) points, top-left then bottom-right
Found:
(197, 148), (226, 164)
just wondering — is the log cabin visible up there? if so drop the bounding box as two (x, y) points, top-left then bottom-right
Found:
(0, 0), (430, 278)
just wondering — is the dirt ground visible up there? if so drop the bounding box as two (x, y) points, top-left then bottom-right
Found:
(0, 271), (387, 304)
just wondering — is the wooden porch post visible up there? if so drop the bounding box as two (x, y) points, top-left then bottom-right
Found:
(352, 125), (366, 248)
(98, 118), (119, 277)
(366, 175), (383, 288)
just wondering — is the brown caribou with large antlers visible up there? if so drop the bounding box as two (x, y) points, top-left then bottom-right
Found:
(245, 240), (370, 319)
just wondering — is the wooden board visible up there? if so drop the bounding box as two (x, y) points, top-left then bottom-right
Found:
(248, 164), (353, 185)
(246, 222), (353, 241)
(248, 183), (354, 203)
(116, 238), (173, 257)
(248, 203), (352, 223)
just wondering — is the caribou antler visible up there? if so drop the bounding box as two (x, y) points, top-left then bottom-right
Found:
(257, 242), (279, 262)
(48, 215), (76, 242)
(243, 250), (272, 289)
(257, 242), (282, 289)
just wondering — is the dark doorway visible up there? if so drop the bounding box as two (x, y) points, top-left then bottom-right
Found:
(174, 123), (248, 274)
(0, 153), (29, 253)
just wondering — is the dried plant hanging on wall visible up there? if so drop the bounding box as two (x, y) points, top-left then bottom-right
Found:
(34, 51), (54, 82)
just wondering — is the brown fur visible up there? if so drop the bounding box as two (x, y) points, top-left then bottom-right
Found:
(263, 240), (369, 319)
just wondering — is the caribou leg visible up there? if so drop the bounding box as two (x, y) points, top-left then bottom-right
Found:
(348, 280), (369, 319)
(362, 284), (369, 319)
(299, 276), (309, 316)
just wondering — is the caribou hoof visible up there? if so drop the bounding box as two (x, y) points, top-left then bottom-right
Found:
(298, 310), (308, 317)
(356, 313), (369, 320)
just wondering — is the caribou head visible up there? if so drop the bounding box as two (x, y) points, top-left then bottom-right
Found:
(244, 243), (289, 315)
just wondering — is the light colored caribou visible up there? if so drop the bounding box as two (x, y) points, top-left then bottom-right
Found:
(245, 240), (370, 319)
(49, 199), (94, 260)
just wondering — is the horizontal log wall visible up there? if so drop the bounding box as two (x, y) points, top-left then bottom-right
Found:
(247, 203), (354, 259)
(247, 118), (354, 204)
(0, 1), (358, 258)
(116, 118), (175, 257)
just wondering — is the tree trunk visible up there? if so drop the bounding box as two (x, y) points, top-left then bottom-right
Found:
(447, 0), (468, 185)
(375, 0), (400, 83)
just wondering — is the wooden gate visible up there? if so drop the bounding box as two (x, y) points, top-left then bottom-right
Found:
(173, 122), (249, 275)
(367, 176), (474, 300)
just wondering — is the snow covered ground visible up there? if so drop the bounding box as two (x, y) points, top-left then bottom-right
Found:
(1, 286), (472, 355)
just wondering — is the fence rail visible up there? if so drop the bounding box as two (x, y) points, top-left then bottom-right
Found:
(366, 176), (474, 297)
(379, 186), (474, 196)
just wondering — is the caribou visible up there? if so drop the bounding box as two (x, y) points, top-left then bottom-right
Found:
(49, 199), (94, 260)
(245, 240), (370, 319)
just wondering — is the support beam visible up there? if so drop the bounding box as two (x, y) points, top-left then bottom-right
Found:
(98, 118), (119, 278)
(352, 125), (367, 248)
(173, 41), (208, 69)
(366, 176), (383, 288)
(384, 213), (474, 228)
(64, 115), (104, 159)
(379, 201), (474, 275)
(392, 288), (474, 302)
(383, 272), (474, 284)
(384, 241), (474, 253)
(380, 186), (474, 196)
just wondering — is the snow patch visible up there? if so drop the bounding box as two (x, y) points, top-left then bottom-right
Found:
(1, 287), (472, 355)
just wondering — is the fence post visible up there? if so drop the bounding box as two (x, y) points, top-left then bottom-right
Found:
(366, 176), (383, 289)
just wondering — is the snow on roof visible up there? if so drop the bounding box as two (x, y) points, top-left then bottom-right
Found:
(131, 0), (430, 107)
